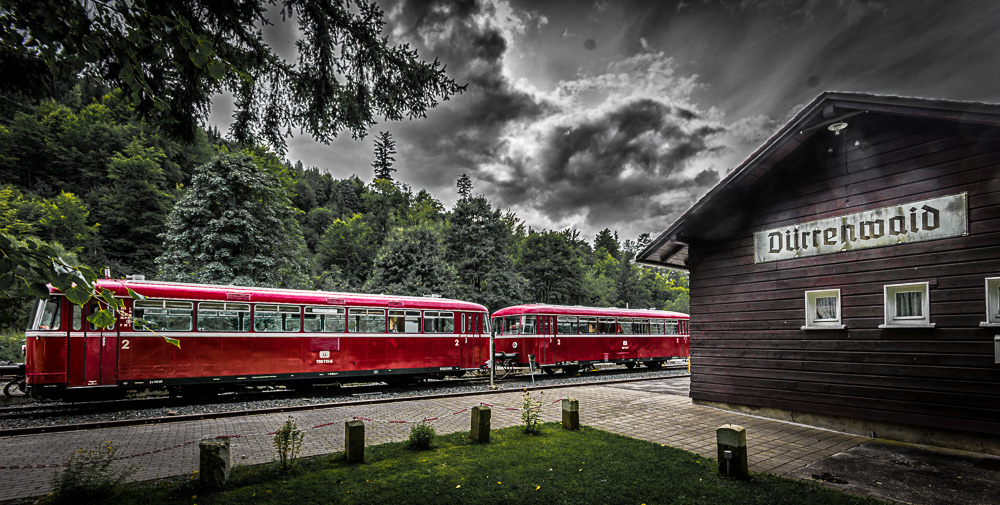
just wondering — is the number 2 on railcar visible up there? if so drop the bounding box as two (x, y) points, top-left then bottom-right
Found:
(490, 304), (689, 374)
(23, 279), (491, 399)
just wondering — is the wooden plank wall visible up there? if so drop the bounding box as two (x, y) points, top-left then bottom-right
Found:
(686, 113), (1000, 436)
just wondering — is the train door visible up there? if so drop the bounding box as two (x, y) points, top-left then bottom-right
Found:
(535, 315), (553, 366)
(460, 313), (483, 370)
(75, 302), (119, 387)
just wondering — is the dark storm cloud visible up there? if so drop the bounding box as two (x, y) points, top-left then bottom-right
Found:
(485, 98), (723, 229)
(388, 0), (549, 187)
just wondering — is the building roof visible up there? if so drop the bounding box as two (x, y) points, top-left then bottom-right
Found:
(635, 92), (1000, 270)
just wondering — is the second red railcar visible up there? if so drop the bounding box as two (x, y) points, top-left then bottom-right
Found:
(491, 304), (689, 374)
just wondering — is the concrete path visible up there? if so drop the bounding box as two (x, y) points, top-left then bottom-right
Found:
(0, 376), (874, 502)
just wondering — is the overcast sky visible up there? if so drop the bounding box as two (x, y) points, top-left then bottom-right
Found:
(209, 0), (1000, 244)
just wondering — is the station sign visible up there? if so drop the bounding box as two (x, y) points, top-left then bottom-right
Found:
(753, 193), (968, 263)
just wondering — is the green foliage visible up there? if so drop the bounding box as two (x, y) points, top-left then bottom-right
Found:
(0, 330), (24, 362)
(0, 0), (465, 152)
(363, 223), (459, 298)
(273, 417), (305, 472)
(515, 230), (584, 305)
(406, 423), (436, 451)
(521, 390), (544, 434)
(446, 196), (525, 310)
(156, 153), (310, 288)
(50, 441), (136, 505)
(315, 214), (377, 290)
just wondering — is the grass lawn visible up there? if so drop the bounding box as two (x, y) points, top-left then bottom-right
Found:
(38, 423), (888, 505)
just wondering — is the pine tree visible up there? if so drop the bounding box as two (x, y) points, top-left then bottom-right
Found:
(457, 173), (472, 198)
(372, 131), (397, 181)
(156, 154), (309, 288)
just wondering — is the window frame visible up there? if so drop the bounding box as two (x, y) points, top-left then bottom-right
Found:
(422, 311), (455, 333)
(880, 282), (934, 328)
(253, 304), (301, 333)
(388, 309), (421, 333)
(802, 289), (845, 330)
(197, 302), (251, 332)
(134, 299), (194, 332)
(982, 277), (1000, 327)
(348, 308), (386, 333)
(304, 306), (346, 333)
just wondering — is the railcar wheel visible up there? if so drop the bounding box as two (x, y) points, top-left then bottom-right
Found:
(562, 365), (580, 375)
(3, 380), (25, 397)
(644, 361), (663, 369)
(542, 367), (556, 375)
(624, 362), (637, 370)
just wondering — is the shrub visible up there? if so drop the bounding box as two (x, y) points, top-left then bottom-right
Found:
(0, 330), (24, 363)
(273, 416), (305, 471)
(50, 441), (136, 505)
(521, 389), (544, 434)
(406, 423), (436, 450)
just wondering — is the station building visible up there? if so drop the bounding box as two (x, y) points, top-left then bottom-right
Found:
(636, 92), (1000, 453)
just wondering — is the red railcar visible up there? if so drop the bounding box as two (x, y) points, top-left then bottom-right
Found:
(490, 304), (689, 374)
(24, 279), (490, 399)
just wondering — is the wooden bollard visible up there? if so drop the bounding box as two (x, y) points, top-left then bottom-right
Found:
(199, 437), (230, 489)
(717, 424), (749, 479)
(345, 420), (365, 464)
(562, 398), (579, 430)
(471, 405), (491, 443)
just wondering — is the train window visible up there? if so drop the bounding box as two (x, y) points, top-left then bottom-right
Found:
(254, 304), (301, 332)
(197, 302), (251, 332)
(665, 320), (679, 335)
(650, 319), (665, 334)
(557, 316), (577, 335)
(87, 301), (115, 331)
(28, 297), (62, 331)
(423, 311), (455, 333)
(501, 316), (519, 335)
(348, 308), (386, 333)
(520, 315), (536, 334)
(482, 315), (491, 334)
(389, 310), (421, 333)
(304, 306), (345, 332)
(634, 319), (650, 334)
(618, 318), (633, 334)
(72, 304), (82, 331)
(598, 317), (616, 334)
(134, 300), (193, 331)
(579, 316), (598, 334)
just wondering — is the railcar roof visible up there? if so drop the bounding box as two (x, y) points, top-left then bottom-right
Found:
(51, 279), (488, 312)
(491, 304), (688, 319)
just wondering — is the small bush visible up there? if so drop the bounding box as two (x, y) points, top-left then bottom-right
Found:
(407, 423), (436, 450)
(521, 389), (544, 434)
(273, 416), (305, 471)
(0, 330), (24, 363)
(50, 441), (136, 505)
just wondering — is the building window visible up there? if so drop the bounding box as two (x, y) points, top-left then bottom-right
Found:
(803, 289), (844, 330)
(880, 282), (934, 328)
(982, 277), (1000, 327)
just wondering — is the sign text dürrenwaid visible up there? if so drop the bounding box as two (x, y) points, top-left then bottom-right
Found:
(753, 193), (968, 263)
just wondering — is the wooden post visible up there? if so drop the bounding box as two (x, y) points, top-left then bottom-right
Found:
(562, 398), (580, 430)
(199, 437), (230, 489)
(471, 405), (491, 443)
(717, 424), (749, 479)
(345, 420), (365, 464)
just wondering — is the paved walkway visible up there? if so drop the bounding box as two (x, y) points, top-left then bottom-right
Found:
(0, 377), (866, 502)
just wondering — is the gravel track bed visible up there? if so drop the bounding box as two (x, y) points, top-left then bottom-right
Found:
(0, 365), (687, 431)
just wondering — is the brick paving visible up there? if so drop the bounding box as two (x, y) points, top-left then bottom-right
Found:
(0, 377), (864, 502)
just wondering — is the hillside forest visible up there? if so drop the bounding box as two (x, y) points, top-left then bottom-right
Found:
(0, 87), (689, 332)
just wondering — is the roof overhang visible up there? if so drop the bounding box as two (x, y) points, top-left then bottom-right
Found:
(635, 92), (1000, 270)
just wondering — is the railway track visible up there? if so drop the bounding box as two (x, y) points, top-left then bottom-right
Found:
(0, 363), (687, 436)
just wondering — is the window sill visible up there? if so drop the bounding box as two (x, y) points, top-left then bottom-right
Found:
(878, 323), (936, 329)
(801, 325), (846, 330)
(980, 322), (1000, 327)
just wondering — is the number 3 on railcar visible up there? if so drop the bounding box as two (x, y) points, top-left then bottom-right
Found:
(22, 279), (491, 400)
